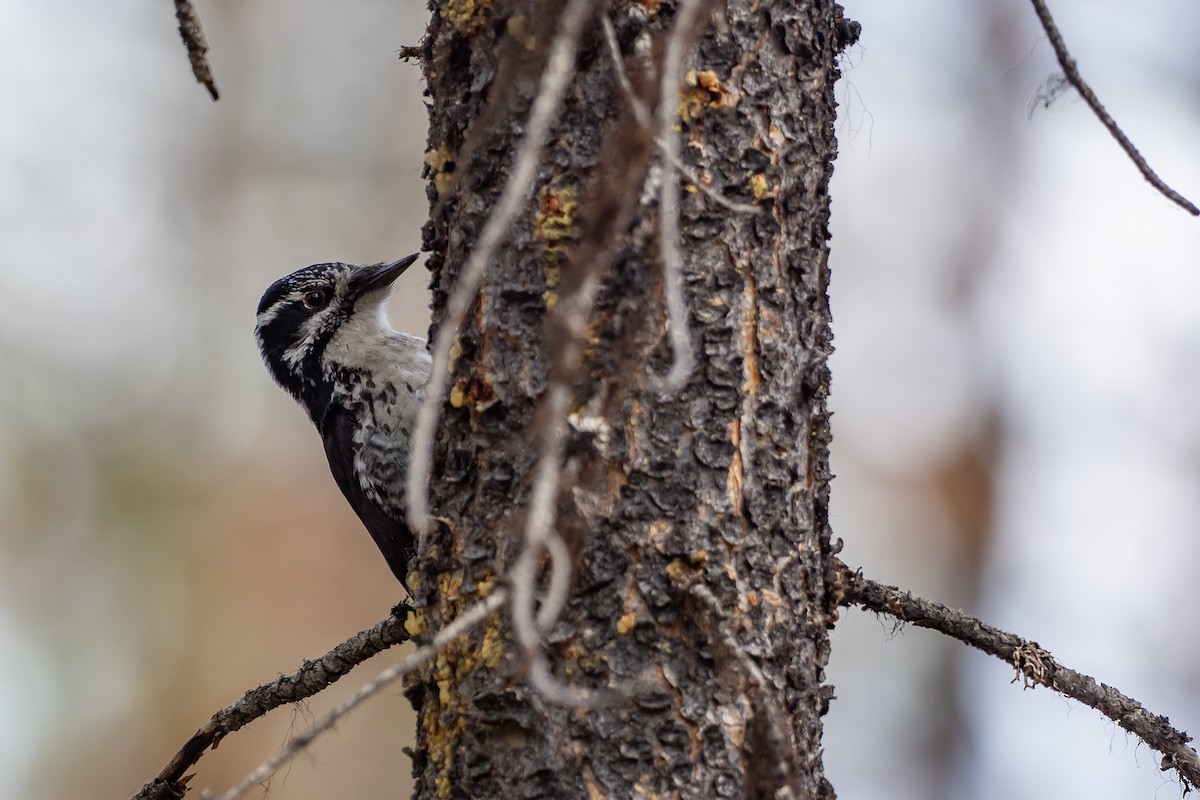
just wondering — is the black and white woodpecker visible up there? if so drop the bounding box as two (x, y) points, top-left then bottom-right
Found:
(254, 255), (430, 585)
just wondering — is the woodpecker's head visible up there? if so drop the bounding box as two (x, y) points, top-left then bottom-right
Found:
(255, 255), (418, 417)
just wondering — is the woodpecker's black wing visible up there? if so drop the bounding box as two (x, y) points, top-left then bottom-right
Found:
(319, 404), (415, 586)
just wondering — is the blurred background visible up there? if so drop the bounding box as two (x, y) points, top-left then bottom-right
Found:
(0, 1), (1197, 799)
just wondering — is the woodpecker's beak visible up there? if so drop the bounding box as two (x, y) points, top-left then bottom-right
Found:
(352, 253), (420, 296)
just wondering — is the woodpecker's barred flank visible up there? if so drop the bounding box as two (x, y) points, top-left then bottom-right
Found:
(255, 255), (430, 586)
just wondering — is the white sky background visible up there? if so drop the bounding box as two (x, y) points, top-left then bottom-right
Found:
(826, 1), (1200, 799)
(0, 1), (1197, 799)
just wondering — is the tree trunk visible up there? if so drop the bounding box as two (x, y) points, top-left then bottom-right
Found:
(408, 1), (849, 797)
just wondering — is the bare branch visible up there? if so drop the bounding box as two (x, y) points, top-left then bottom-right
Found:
(653, 0), (715, 390)
(172, 0), (219, 101)
(217, 591), (508, 800)
(405, 0), (597, 535)
(1027, 0), (1198, 215)
(832, 559), (1200, 790)
(603, 17), (749, 212)
(600, 15), (652, 129)
(511, 219), (625, 706)
(511, 384), (573, 643)
(130, 606), (412, 800)
(686, 581), (800, 797)
(601, 16), (759, 216)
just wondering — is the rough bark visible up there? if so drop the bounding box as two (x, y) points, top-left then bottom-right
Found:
(407, 1), (849, 797)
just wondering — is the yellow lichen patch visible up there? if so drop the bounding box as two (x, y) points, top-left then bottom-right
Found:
(440, 0), (492, 34)
(421, 574), (501, 800)
(447, 338), (463, 371)
(542, 256), (562, 310)
(506, 15), (537, 50)
(535, 186), (579, 245)
(616, 611), (637, 635)
(544, 259), (561, 290)
(447, 373), (497, 412)
(438, 571), (464, 613)
(423, 698), (466, 800)
(681, 69), (734, 121)
(424, 146), (456, 195)
(434, 651), (456, 707)
(474, 570), (497, 597)
(424, 147), (451, 168)
(478, 614), (506, 669)
(561, 639), (607, 673)
(688, 549), (709, 566)
(749, 173), (775, 202)
(405, 607), (427, 637)
(665, 558), (690, 584)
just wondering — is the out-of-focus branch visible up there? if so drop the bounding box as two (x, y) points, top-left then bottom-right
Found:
(172, 0), (219, 101)
(831, 559), (1200, 790)
(1027, 0), (1197, 215)
(129, 605), (412, 800)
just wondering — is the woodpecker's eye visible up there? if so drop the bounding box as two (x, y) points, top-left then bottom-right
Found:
(302, 289), (329, 310)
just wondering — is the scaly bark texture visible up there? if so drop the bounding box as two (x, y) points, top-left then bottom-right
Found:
(408, 1), (850, 797)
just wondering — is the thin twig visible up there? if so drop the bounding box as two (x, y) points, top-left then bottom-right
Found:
(405, 0), (596, 536)
(172, 0), (219, 101)
(687, 582), (800, 796)
(511, 384), (572, 641)
(217, 591), (509, 800)
(600, 15), (759, 216)
(537, 526), (574, 632)
(833, 559), (1200, 790)
(129, 606), (411, 800)
(654, 0), (710, 389)
(511, 240), (620, 705)
(1027, 0), (1197, 215)
(600, 15), (652, 129)
(506, 380), (577, 646)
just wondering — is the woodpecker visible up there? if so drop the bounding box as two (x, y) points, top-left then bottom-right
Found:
(254, 255), (429, 586)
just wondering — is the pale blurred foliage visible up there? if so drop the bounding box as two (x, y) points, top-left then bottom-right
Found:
(826, 2), (1200, 799)
(2, 1), (1199, 800)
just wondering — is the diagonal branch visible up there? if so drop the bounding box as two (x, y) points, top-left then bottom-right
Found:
(129, 605), (412, 800)
(831, 559), (1200, 790)
(1027, 0), (1197, 215)
(217, 590), (508, 800)
(172, 0), (219, 101)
